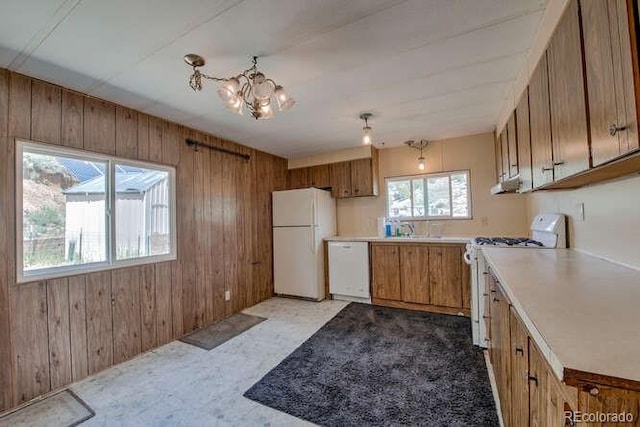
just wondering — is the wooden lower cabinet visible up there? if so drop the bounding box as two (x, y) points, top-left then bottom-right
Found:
(487, 269), (640, 427)
(371, 244), (401, 300)
(371, 243), (469, 315)
(400, 245), (430, 304)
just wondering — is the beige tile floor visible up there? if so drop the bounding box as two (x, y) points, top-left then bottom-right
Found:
(9, 297), (349, 427)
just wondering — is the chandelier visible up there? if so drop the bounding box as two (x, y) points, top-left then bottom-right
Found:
(184, 54), (295, 120)
(405, 140), (429, 170)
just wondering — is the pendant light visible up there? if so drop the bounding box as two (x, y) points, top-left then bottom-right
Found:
(360, 113), (373, 145)
(405, 140), (429, 170)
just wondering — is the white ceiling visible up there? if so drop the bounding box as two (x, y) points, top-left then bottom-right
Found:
(0, 0), (547, 158)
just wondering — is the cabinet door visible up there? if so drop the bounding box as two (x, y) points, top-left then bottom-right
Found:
(516, 89), (533, 192)
(577, 383), (640, 424)
(495, 133), (504, 183)
(309, 164), (330, 189)
(400, 245), (429, 304)
(507, 112), (519, 177)
(329, 161), (352, 198)
(350, 158), (375, 197)
(428, 246), (462, 308)
(547, 0), (590, 180)
(490, 285), (511, 426)
(371, 244), (401, 300)
(529, 53), (555, 188)
(582, 0), (639, 166)
(500, 129), (510, 182)
(510, 307), (529, 427)
(528, 339), (548, 427)
(288, 167), (310, 189)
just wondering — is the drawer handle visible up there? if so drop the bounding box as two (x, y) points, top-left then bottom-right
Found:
(515, 347), (523, 355)
(493, 297), (500, 302)
(553, 161), (565, 166)
(483, 315), (491, 320)
(528, 374), (538, 385)
(541, 166), (554, 172)
(609, 123), (627, 137)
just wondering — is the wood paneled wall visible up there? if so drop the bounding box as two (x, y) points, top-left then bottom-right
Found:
(0, 69), (287, 412)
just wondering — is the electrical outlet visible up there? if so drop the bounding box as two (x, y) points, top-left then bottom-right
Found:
(224, 290), (231, 301)
(576, 202), (585, 222)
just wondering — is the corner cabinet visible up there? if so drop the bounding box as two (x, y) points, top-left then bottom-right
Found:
(287, 147), (379, 199)
(371, 242), (470, 316)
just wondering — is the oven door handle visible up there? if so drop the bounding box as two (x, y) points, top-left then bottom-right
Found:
(463, 250), (473, 265)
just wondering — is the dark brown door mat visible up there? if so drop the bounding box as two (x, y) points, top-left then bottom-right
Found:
(179, 312), (267, 350)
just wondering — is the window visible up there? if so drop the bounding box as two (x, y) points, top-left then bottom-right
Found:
(17, 140), (176, 282)
(386, 170), (471, 220)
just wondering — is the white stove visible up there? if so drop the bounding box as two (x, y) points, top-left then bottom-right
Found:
(464, 213), (566, 347)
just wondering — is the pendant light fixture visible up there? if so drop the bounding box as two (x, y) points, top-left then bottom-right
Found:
(405, 140), (429, 170)
(184, 54), (295, 120)
(360, 113), (373, 145)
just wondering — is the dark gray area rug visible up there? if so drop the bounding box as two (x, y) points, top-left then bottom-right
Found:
(180, 312), (266, 350)
(244, 303), (498, 426)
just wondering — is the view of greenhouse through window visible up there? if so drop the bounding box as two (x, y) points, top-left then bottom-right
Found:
(386, 171), (470, 220)
(19, 143), (175, 279)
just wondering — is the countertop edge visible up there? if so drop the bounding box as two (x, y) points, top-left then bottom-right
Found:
(324, 236), (471, 244)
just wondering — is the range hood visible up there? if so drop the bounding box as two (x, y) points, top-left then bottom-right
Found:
(490, 175), (521, 195)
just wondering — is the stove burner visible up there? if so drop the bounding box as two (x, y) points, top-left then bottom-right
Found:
(474, 237), (544, 247)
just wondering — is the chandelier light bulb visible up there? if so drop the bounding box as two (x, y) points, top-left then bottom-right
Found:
(217, 77), (240, 103)
(226, 93), (244, 116)
(274, 85), (295, 111)
(258, 102), (274, 120)
(252, 72), (273, 100)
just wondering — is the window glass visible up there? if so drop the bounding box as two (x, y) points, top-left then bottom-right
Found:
(385, 170), (471, 220)
(427, 176), (451, 216)
(22, 152), (107, 271)
(387, 179), (411, 218)
(19, 141), (176, 282)
(115, 165), (171, 260)
(451, 172), (470, 218)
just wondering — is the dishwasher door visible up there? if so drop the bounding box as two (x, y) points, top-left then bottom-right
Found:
(328, 241), (370, 299)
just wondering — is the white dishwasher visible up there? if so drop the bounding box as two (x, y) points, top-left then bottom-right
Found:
(328, 241), (370, 303)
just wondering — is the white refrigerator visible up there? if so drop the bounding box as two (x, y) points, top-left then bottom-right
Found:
(273, 188), (336, 300)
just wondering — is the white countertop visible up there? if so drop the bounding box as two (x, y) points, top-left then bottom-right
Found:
(482, 247), (640, 385)
(325, 236), (471, 244)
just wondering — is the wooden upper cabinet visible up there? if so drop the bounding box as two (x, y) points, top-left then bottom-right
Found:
(399, 245), (430, 305)
(329, 161), (352, 198)
(529, 53), (555, 188)
(507, 111), (519, 177)
(500, 129), (510, 181)
(495, 132), (504, 182)
(308, 164), (330, 189)
(287, 167), (310, 189)
(371, 244), (401, 301)
(582, 0), (639, 166)
(547, 0), (590, 180)
(428, 246), (462, 308)
(350, 158), (376, 197)
(516, 89), (534, 192)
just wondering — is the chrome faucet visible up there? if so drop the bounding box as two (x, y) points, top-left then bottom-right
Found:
(399, 222), (415, 237)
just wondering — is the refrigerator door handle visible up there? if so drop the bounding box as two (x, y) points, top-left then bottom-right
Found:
(311, 198), (317, 226)
(311, 226), (317, 254)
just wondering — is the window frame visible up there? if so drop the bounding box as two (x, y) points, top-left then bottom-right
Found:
(385, 170), (472, 221)
(16, 139), (177, 283)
